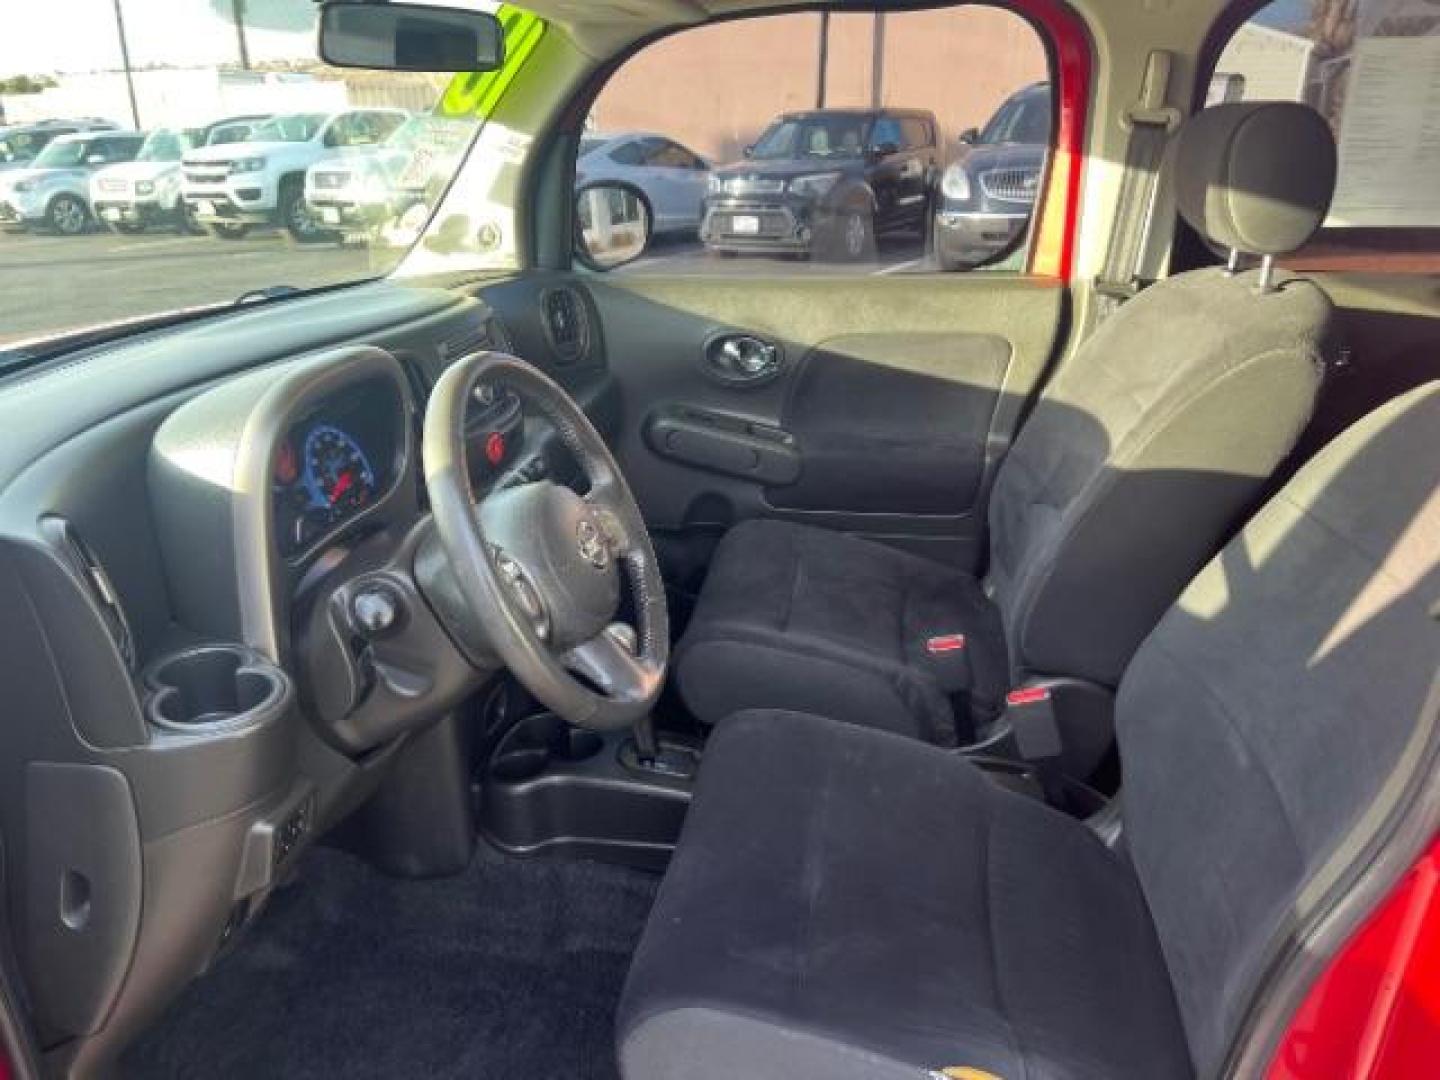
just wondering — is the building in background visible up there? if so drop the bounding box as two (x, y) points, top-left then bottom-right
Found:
(589, 9), (1047, 164)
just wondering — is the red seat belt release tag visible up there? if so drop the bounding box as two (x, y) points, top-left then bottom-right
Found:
(926, 634), (967, 654)
(1005, 686), (1063, 760)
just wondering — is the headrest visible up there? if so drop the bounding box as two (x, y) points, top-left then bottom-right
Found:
(1173, 102), (1337, 257)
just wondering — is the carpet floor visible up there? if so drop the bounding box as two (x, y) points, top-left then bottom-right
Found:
(122, 845), (659, 1079)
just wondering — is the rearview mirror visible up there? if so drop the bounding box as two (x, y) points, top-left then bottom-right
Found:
(317, 1), (504, 72)
(575, 182), (651, 271)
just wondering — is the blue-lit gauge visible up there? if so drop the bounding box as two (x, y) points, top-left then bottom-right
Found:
(302, 424), (377, 516)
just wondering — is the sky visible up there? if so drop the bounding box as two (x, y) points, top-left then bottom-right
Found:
(0, 0), (317, 76)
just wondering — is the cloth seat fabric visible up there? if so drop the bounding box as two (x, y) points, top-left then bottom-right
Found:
(675, 103), (1339, 744)
(621, 382), (1440, 1080)
(674, 517), (1007, 746)
(617, 710), (1193, 1080)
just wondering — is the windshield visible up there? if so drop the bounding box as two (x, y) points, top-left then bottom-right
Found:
(137, 128), (195, 162)
(749, 116), (870, 160)
(0, 130), (58, 164)
(31, 138), (94, 168)
(978, 92), (1051, 145)
(0, 0), (519, 356)
(245, 113), (327, 144)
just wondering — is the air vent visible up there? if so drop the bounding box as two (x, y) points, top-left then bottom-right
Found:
(40, 516), (136, 670)
(438, 314), (512, 363)
(541, 287), (589, 365)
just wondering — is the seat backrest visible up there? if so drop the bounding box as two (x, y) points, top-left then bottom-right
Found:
(1117, 382), (1440, 1076)
(986, 102), (1339, 687)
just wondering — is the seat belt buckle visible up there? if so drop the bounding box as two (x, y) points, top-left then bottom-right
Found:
(1004, 686), (1063, 760)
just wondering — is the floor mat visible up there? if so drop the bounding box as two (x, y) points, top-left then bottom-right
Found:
(122, 845), (659, 1079)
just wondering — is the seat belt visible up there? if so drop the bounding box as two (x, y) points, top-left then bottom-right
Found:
(1094, 50), (1183, 319)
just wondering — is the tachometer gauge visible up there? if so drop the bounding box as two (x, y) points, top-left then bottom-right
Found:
(302, 424), (377, 517)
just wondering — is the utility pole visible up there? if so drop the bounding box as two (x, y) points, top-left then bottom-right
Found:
(232, 0), (252, 70)
(871, 11), (886, 108)
(110, 0), (141, 128)
(816, 12), (830, 109)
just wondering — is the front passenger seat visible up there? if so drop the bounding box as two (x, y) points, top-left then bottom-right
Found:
(674, 102), (1339, 748)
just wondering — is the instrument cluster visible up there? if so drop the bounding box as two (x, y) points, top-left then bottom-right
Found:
(273, 380), (404, 557)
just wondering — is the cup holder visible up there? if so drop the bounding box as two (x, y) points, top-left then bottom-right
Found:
(144, 645), (292, 734)
(489, 712), (604, 784)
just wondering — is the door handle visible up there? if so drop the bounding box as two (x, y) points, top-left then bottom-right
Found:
(704, 334), (784, 386)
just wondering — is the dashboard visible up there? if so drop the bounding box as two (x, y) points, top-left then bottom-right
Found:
(0, 274), (616, 1073)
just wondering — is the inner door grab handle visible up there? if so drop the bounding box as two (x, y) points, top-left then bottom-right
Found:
(705, 334), (784, 386)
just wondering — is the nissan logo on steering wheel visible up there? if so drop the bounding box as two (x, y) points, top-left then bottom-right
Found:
(577, 518), (609, 570)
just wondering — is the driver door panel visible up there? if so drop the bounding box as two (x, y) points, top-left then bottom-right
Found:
(588, 274), (1064, 570)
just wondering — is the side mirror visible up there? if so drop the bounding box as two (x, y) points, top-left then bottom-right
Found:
(575, 182), (651, 271)
(742, 145), (754, 158)
(317, 1), (504, 72)
(958, 128), (979, 145)
(870, 142), (900, 159)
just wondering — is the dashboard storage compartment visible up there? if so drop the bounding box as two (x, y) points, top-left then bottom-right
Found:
(490, 711), (603, 783)
(481, 712), (692, 870)
(144, 644), (291, 732)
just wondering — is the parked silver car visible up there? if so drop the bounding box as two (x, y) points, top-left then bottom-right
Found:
(576, 132), (710, 235)
(0, 119), (120, 177)
(0, 130), (144, 234)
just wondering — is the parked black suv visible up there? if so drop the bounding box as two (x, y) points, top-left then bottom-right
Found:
(701, 107), (939, 261)
(933, 82), (1051, 270)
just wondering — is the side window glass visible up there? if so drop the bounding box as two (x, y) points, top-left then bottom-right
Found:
(870, 117), (903, 152)
(323, 116), (353, 148)
(900, 118), (932, 149)
(1211, 0), (1440, 271)
(375, 113), (405, 141)
(608, 140), (646, 166)
(583, 4), (1051, 276)
(647, 140), (702, 169)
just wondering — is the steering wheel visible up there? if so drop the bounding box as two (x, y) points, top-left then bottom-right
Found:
(421, 352), (668, 731)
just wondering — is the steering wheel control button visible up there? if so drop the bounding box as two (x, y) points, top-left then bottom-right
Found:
(496, 551), (551, 641)
(351, 583), (403, 637)
(484, 431), (507, 466)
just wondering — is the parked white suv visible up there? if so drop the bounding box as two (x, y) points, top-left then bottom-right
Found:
(90, 117), (264, 234)
(181, 109), (408, 241)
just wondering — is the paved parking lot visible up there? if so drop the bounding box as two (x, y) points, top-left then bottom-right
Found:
(0, 225), (936, 349)
(0, 228), (385, 348)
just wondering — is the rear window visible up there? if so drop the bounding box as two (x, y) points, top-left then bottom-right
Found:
(1208, 0), (1440, 272)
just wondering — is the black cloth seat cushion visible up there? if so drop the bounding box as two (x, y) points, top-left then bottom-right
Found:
(673, 519), (1008, 746)
(617, 710), (1192, 1080)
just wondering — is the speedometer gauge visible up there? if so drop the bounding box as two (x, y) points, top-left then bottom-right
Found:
(302, 424), (377, 516)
